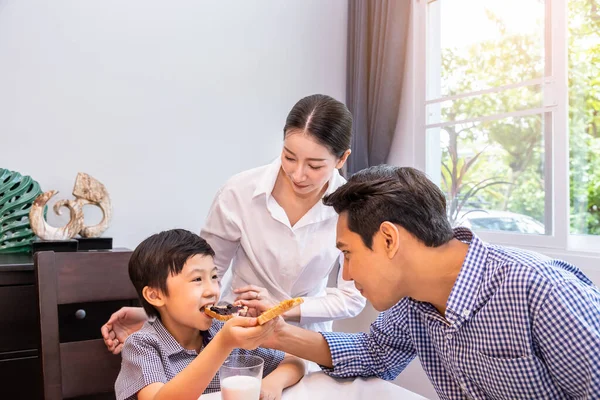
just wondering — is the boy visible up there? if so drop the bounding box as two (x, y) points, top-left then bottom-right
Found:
(115, 229), (305, 400)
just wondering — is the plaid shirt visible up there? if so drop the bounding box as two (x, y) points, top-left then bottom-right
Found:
(321, 228), (600, 399)
(115, 318), (284, 400)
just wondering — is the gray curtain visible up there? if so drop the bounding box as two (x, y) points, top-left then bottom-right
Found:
(346, 0), (412, 174)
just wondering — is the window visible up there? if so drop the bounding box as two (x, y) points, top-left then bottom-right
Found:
(423, 0), (600, 253)
(568, 0), (600, 240)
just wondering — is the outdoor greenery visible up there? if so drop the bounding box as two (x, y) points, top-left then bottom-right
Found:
(437, 0), (600, 234)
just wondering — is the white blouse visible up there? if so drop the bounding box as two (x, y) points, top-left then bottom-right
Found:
(200, 158), (366, 332)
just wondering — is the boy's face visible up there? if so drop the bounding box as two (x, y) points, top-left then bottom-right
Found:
(157, 254), (220, 331)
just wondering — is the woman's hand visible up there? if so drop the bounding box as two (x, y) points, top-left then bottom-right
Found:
(100, 307), (147, 354)
(234, 285), (277, 317)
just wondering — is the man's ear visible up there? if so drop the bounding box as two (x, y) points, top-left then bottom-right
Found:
(335, 149), (352, 169)
(379, 221), (400, 259)
(142, 286), (165, 308)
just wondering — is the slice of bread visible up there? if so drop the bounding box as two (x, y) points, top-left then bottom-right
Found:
(257, 298), (304, 325)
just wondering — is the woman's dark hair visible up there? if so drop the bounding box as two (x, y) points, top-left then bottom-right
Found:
(283, 94), (352, 158)
(323, 165), (454, 248)
(128, 229), (215, 318)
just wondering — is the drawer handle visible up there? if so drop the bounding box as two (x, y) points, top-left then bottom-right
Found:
(75, 309), (87, 320)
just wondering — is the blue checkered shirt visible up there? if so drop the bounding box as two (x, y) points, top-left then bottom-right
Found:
(115, 318), (284, 400)
(321, 228), (600, 399)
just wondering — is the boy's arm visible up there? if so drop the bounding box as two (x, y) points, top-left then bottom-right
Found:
(139, 317), (275, 400)
(138, 331), (232, 400)
(260, 354), (305, 399)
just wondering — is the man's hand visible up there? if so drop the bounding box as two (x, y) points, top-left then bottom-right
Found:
(257, 316), (286, 350)
(234, 299), (289, 349)
(251, 318), (334, 368)
(220, 316), (276, 350)
(100, 307), (147, 354)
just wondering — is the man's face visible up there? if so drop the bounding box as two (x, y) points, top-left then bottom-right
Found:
(336, 213), (406, 311)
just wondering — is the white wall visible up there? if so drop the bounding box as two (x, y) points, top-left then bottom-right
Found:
(0, 0), (348, 249)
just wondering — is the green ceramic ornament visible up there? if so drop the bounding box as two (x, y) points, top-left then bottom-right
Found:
(0, 168), (45, 253)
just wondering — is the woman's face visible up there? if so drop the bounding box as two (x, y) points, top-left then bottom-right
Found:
(280, 130), (349, 196)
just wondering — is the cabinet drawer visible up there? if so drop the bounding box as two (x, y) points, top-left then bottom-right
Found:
(0, 355), (42, 399)
(0, 285), (39, 352)
(59, 299), (138, 343)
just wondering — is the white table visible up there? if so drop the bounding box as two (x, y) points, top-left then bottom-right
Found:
(200, 370), (428, 400)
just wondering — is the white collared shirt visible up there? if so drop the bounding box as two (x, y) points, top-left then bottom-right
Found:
(200, 158), (366, 332)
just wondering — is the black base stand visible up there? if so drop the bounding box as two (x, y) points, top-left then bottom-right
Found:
(32, 239), (79, 253)
(32, 237), (113, 253)
(77, 237), (113, 251)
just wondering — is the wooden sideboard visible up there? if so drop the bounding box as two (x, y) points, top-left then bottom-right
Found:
(0, 251), (135, 399)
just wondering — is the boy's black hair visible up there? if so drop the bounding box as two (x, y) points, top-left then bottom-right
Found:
(128, 229), (215, 318)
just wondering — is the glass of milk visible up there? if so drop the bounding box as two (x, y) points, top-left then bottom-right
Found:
(219, 354), (264, 400)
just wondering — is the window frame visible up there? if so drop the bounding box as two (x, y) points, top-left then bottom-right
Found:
(414, 0), (600, 263)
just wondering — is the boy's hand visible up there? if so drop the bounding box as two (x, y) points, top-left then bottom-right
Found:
(260, 380), (284, 400)
(259, 354), (304, 399)
(220, 316), (276, 350)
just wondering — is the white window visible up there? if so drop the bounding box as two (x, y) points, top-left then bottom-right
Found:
(421, 0), (600, 257)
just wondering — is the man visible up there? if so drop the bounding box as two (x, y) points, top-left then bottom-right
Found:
(243, 165), (600, 399)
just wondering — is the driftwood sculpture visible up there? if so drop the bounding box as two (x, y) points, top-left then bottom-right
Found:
(71, 172), (112, 237)
(29, 173), (112, 240)
(29, 190), (84, 240)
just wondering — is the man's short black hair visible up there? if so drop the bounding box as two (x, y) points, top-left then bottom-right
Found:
(128, 229), (215, 318)
(323, 165), (454, 249)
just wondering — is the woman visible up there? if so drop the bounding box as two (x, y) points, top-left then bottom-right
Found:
(102, 94), (366, 354)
